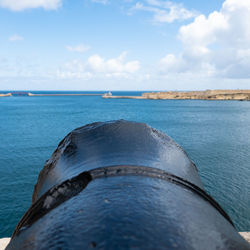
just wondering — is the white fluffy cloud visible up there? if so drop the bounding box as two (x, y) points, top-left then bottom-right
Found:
(130, 0), (197, 23)
(9, 34), (24, 42)
(160, 0), (250, 79)
(87, 52), (139, 73)
(0, 0), (62, 11)
(57, 52), (140, 79)
(66, 44), (91, 53)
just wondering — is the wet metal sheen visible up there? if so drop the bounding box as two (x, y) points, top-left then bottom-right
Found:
(7, 120), (250, 249)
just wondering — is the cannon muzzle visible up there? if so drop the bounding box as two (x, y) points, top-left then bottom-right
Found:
(7, 120), (250, 249)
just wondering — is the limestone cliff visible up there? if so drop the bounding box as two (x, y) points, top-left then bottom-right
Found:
(0, 93), (12, 97)
(142, 90), (250, 100)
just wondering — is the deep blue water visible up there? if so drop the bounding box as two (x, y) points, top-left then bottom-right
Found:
(0, 91), (249, 237)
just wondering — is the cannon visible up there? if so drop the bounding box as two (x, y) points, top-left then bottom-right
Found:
(7, 120), (250, 249)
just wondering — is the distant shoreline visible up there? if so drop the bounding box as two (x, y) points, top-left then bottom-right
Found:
(1, 90), (250, 101)
(103, 95), (145, 99)
(27, 92), (103, 96)
(103, 90), (250, 101)
(0, 92), (105, 97)
(0, 93), (12, 97)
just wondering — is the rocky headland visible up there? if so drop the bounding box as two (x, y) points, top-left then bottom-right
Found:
(0, 93), (12, 97)
(142, 90), (250, 100)
(103, 90), (250, 101)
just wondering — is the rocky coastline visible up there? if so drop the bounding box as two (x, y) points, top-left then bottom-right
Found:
(103, 90), (250, 101)
(0, 93), (12, 97)
(1, 90), (250, 100)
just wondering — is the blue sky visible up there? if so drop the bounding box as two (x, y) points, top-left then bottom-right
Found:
(0, 0), (250, 90)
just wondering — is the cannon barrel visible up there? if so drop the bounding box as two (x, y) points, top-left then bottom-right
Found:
(7, 120), (250, 249)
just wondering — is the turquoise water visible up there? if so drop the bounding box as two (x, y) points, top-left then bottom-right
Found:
(0, 92), (249, 237)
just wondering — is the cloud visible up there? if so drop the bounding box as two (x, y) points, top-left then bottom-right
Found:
(57, 52), (140, 79)
(91, 0), (109, 4)
(66, 44), (91, 53)
(0, 0), (62, 11)
(129, 0), (197, 23)
(9, 34), (24, 42)
(87, 52), (140, 73)
(0, 57), (47, 78)
(160, 0), (250, 79)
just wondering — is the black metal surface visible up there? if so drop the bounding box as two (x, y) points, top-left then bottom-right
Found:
(7, 120), (250, 249)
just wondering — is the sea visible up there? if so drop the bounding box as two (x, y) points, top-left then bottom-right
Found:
(0, 91), (249, 237)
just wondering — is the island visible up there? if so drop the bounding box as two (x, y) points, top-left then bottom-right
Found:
(102, 90), (250, 101)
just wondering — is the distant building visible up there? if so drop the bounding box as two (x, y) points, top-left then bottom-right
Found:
(103, 91), (112, 97)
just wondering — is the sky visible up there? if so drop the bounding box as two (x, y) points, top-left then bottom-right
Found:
(0, 0), (250, 90)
